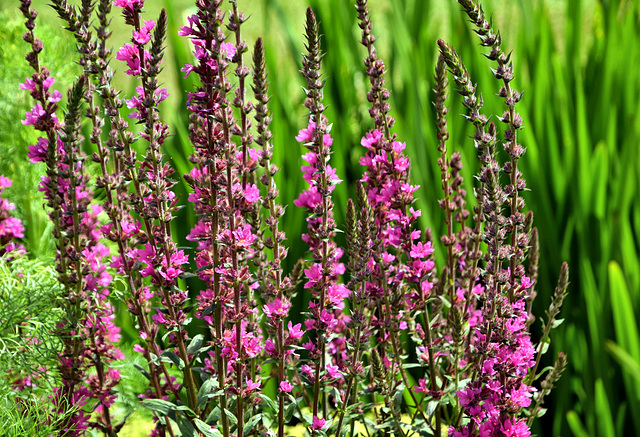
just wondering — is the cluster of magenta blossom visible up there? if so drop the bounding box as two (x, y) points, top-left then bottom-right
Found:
(109, 0), (189, 338)
(0, 176), (26, 258)
(52, 0), (194, 422)
(179, 1), (294, 436)
(430, 1), (569, 436)
(12, 0), (570, 436)
(354, 11), (440, 415)
(294, 9), (357, 432)
(358, 127), (433, 317)
(20, 2), (124, 434)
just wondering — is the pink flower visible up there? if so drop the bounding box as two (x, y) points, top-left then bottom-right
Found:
(319, 309), (338, 331)
(304, 264), (322, 289)
(326, 363), (341, 379)
(381, 252), (395, 263)
(178, 14), (199, 36)
(520, 276), (533, 289)
(115, 43), (136, 62)
(326, 283), (350, 305)
(133, 20), (156, 44)
(287, 321), (305, 339)
(264, 339), (277, 357)
(22, 103), (45, 126)
(302, 339), (315, 353)
(279, 381), (294, 393)
(181, 63), (196, 78)
(294, 187), (322, 209)
(245, 378), (260, 391)
(115, 43), (151, 75)
(410, 241), (434, 259)
(220, 42), (236, 60)
(243, 183), (260, 204)
(42, 77), (55, 89)
(152, 311), (168, 325)
(500, 418), (531, 437)
(263, 298), (291, 319)
(114, 0), (144, 8)
(361, 129), (383, 148)
(232, 223), (258, 248)
(295, 122), (315, 143)
(392, 141), (406, 153)
(509, 382), (536, 408)
(19, 78), (37, 91)
(0, 176), (12, 189)
(301, 364), (314, 377)
(48, 90), (62, 103)
(413, 378), (429, 393)
(312, 416), (326, 430)
(295, 120), (332, 145)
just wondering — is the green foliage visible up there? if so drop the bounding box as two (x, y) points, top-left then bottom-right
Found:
(0, 397), (65, 437)
(0, 256), (64, 434)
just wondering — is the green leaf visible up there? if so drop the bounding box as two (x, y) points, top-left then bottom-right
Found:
(177, 416), (198, 437)
(194, 418), (222, 437)
(590, 141), (608, 220)
(567, 411), (590, 437)
(551, 318), (565, 328)
(244, 414), (263, 436)
(141, 399), (174, 416)
(187, 334), (205, 355)
(160, 350), (185, 370)
(142, 399), (194, 416)
(258, 393), (278, 412)
(284, 399), (297, 422)
(609, 261), (640, 368)
(223, 408), (238, 426)
(204, 406), (221, 425)
(605, 341), (640, 384)
(595, 378), (615, 437)
(133, 363), (151, 381)
(198, 377), (218, 400)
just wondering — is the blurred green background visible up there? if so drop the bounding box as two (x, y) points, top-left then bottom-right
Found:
(1, 0), (639, 435)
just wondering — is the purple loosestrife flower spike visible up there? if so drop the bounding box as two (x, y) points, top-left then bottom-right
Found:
(436, 3), (567, 435)
(457, 0), (528, 296)
(433, 54), (487, 423)
(223, 5), (262, 435)
(182, 2), (234, 433)
(22, 51), (122, 434)
(50, 0), (181, 417)
(335, 182), (376, 436)
(182, 2), (263, 435)
(108, 3), (193, 420)
(525, 227), (540, 323)
(527, 262), (569, 384)
(438, 39), (502, 298)
(527, 352), (567, 428)
(252, 36), (297, 437)
(229, 0), (253, 190)
(20, 4), (124, 430)
(356, 2), (434, 430)
(355, 0), (394, 136)
(121, 4), (200, 415)
(297, 7), (349, 431)
(60, 77), (123, 436)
